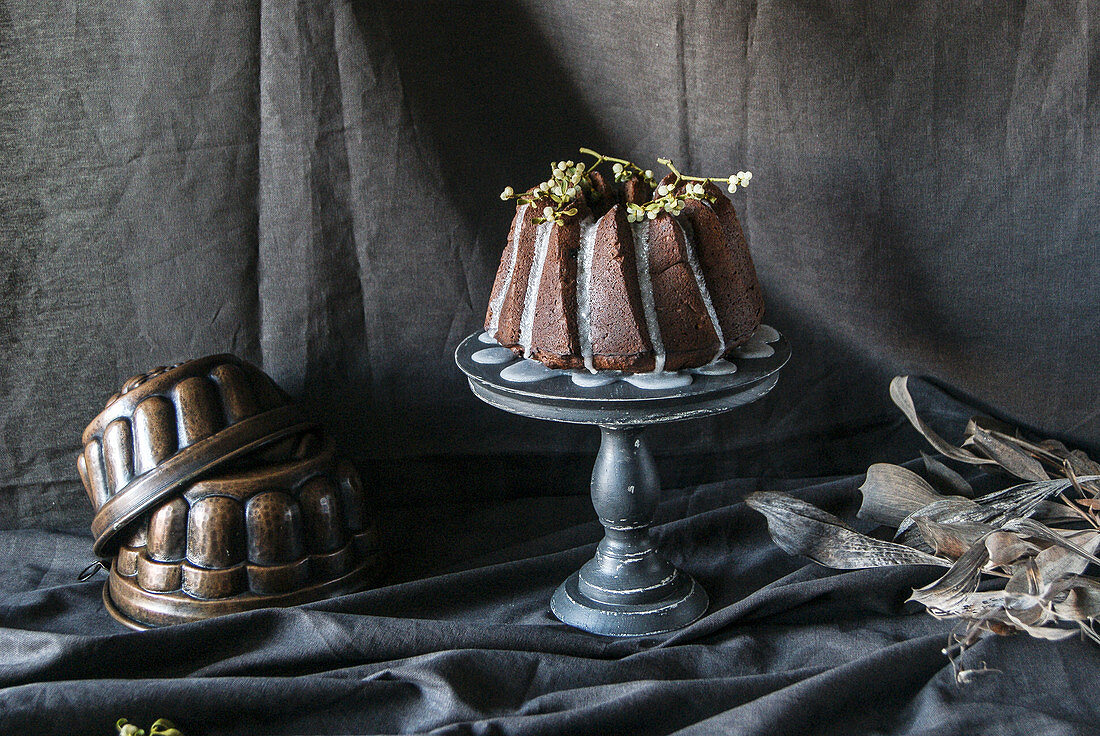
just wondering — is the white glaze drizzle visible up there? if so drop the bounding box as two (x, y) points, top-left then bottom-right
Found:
(733, 337), (774, 359)
(488, 325), (782, 390)
(487, 203), (528, 334)
(755, 324), (780, 343)
(577, 218), (600, 373)
(499, 359), (693, 390)
(499, 359), (566, 383)
(571, 371), (618, 387)
(691, 359), (738, 375)
(518, 220), (554, 358)
(630, 220), (666, 374)
(623, 371), (693, 389)
(471, 347), (516, 364)
(732, 325), (780, 358)
(674, 216), (725, 363)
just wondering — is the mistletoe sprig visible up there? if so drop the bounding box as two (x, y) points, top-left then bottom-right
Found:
(499, 148), (752, 226)
(499, 159), (589, 225)
(626, 156), (752, 224)
(579, 147), (657, 188)
(116, 718), (183, 736)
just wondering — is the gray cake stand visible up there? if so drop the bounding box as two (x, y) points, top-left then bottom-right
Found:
(455, 331), (790, 636)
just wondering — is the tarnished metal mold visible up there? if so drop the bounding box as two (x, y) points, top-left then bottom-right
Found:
(79, 355), (380, 628)
(79, 355), (315, 557)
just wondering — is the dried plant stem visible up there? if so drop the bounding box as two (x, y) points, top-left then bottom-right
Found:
(1058, 493), (1099, 529)
(982, 428), (1074, 473)
(749, 375), (1100, 662)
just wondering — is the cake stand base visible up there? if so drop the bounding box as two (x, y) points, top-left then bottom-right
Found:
(549, 424), (709, 636)
(552, 570), (709, 637)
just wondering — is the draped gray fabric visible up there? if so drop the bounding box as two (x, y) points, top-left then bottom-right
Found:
(3, 0), (1097, 529)
(2, 3), (1100, 732)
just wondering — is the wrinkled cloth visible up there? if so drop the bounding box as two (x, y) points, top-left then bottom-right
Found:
(2, 0), (1099, 528)
(3, 0), (1099, 732)
(3, 380), (1100, 735)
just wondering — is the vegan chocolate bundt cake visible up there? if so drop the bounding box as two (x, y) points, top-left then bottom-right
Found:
(485, 150), (763, 373)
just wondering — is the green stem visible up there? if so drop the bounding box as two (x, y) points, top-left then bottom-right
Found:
(579, 147), (630, 166)
(580, 148), (647, 177)
(657, 157), (682, 187)
(657, 156), (722, 186)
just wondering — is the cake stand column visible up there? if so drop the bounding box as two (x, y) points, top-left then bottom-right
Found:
(456, 329), (789, 637)
(550, 424), (708, 636)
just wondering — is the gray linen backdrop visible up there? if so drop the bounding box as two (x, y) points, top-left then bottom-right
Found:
(4, 0), (1096, 529)
(3, 3), (1100, 734)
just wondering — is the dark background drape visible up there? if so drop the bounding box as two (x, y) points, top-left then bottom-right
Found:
(2, 1), (1099, 734)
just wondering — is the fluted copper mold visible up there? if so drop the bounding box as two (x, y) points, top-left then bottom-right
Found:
(103, 437), (380, 629)
(78, 355), (315, 557)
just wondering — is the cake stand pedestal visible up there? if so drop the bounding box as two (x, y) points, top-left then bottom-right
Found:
(455, 331), (790, 637)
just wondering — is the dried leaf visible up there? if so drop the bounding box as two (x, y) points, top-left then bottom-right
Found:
(1040, 439), (1100, 477)
(858, 463), (944, 527)
(1002, 518), (1100, 569)
(1070, 450), (1100, 477)
(1004, 559), (1043, 597)
(1035, 501), (1089, 524)
(965, 415), (1022, 440)
(1002, 597), (1046, 627)
(913, 518), (992, 560)
(963, 429), (1050, 482)
(933, 590), (1010, 619)
(985, 531), (1037, 568)
(756, 372), (1100, 652)
(1053, 578), (1100, 620)
(1063, 458), (1100, 500)
(1004, 623), (1077, 641)
(910, 536), (992, 613)
(891, 477), (1099, 537)
(889, 377), (995, 466)
(921, 452), (975, 498)
(970, 478), (1097, 528)
(1033, 531), (1100, 581)
(896, 496), (979, 539)
(746, 492), (949, 570)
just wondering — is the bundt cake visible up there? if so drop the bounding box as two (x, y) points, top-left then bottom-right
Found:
(485, 150), (763, 374)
